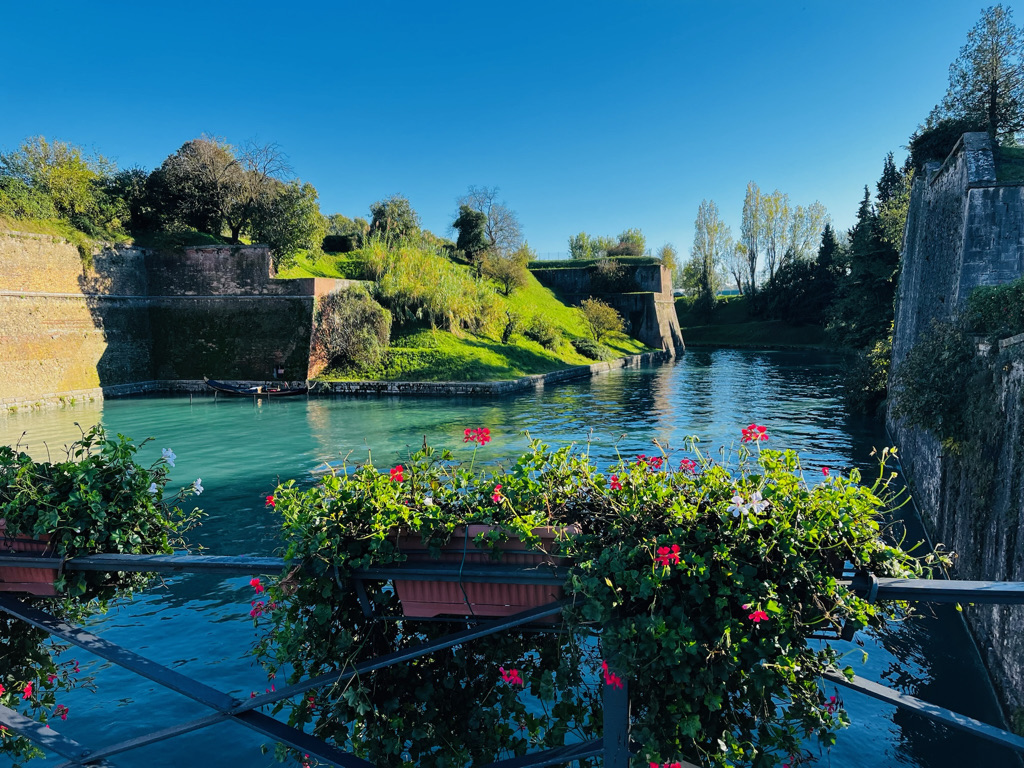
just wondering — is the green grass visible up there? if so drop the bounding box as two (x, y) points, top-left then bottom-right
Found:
(995, 145), (1024, 183)
(304, 257), (649, 381)
(677, 296), (829, 349)
(276, 250), (367, 279)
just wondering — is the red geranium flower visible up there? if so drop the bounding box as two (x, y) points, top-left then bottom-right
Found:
(678, 458), (696, 473)
(610, 475), (622, 490)
(390, 465), (404, 483)
(741, 424), (769, 442)
(265, 495), (275, 507)
(464, 427), (492, 446)
(499, 666), (523, 686)
(250, 577), (264, 593)
(747, 609), (770, 623)
(655, 544), (681, 567)
(492, 484), (503, 504)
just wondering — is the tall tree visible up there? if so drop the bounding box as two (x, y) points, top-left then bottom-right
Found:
(452, 204), (489, 265)
(726, 242), (748, 295)
(942, 4), (1024, 138)
(657, 242), (679, 287)
(785, 201), (829, 264)
(568, 232), (593, 260)
(760, 190), (790, 282)
(458, 186), (522, 255)
(609, 227), (646, 256)
(368, 194), (420, 243)
(877, 155), (914, 251)
(740, 182), (762, 292)
(689, 199), (732, 314)
(250, 181), (326, 267)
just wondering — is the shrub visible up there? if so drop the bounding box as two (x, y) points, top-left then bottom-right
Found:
(580, 297), (624, 341)
(322, 233), (360, 253)
(966, 276), (1024, 337)
(310, 288), (392, 374)
(254, 433), (941, 767)
(481, 243), (532, 296)
(523, 314), (561, 349)
(571, 337), (611, 360)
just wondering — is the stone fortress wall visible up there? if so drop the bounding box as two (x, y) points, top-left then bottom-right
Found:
(888, 132), (1024, 726)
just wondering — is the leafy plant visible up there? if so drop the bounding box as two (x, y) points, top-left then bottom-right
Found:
(580, 297), (624, 341)
(310, 288), (392, 375)
(254, 430), (940, 767)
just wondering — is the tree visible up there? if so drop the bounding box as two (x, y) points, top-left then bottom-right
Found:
(580, 297), (624, 341)
(657, 243), (679, 287)
(609, 228), (646, 257)
(569, 232), (593, 260)
(458, 186), (522, 255)
(942, 4), (1024, 138)
(250, 181), (326, 267)
(725, 242), (748, 295)
(740, 182), (761, 292)
(688, 199), (732, 314)
(452, 204), (489, 265)
(760, 190), (790, 282)
(876, 154), (914, 251)
(785, 201), (828, 264)
(326, 213), (369, 238)
(368, 194), (420, 243)
(155, 136), (246, 238)
(482, 242), (533, 296)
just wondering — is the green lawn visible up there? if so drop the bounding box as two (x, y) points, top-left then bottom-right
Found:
(677, 296), (829, 349)
(995, 145), (1024, 183)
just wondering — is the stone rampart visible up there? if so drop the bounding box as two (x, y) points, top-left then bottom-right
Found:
(888, 132), (1024, 726)
(529, 263), (684, 355)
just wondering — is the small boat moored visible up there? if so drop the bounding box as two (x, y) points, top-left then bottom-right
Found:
(203, 377), (309, 397)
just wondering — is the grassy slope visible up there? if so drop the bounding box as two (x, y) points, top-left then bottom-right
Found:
(677, 295), (829, 348)
(283, 251), (649, 381)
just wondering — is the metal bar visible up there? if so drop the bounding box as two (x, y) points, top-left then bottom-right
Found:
(0, 704), (97, 762)
(824, 671), (1024, 754)
(603, 674), (630, 768)
(359, 562), (569, 585)
(0, 595), (238, 712)
(871, 578), (1024, 604)
(232, 709), (374, 768)
(236, 600), (565, 713)
(477, 738), (604, 768)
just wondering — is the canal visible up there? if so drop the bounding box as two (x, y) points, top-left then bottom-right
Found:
(0, 350), (1013, 767)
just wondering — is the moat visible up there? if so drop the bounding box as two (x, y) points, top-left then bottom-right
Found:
(1, 350), (1013, 768)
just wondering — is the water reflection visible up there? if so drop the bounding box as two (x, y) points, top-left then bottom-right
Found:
(0, 353), (1017, 767)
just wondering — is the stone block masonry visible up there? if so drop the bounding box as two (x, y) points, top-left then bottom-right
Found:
(0, 234), (349, 408)
(888, 132), (1024, 727)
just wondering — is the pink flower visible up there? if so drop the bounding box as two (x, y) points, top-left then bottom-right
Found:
(747, 609), (770, 623)
(250, 577), (264, 593)
(464, 427), (492, 446)
(72, 662), (79, 674)
(822, 467), (830, 476)
(265, 495), (275, 507)
(741, 424), (769, 442)
(492, 484), (503, 504)
(54, 704), (68, 721)
(47, 674), (57, 684)
(825, 695), (838, 713)
(0, 684), (4, 695)
(499, 666), (523, 686)
(22, 683), (32, 700)
(390, 465), (404, 483)
(250, 600), (265, 618)
(610, 475), (622, 490)
(655, 544), (681, 567)
(678, 458), (696, 473)
(602, 660), (624, 689)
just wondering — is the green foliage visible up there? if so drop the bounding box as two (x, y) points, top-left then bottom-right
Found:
(311, 288), (392, 374)
(368, 194), (420, 243)
(362, 237), (497, 332)
(608, 227), (646, 257)
(251, 181), (326, 267)
(907, 116), (986, 170)
(0, 176), (58, 220)
(481, 242), (532, 296)
(325, 212), (368, 240)
(568, 231), (593, 260)
(523, 313), (562, 349)
(676, 296), (830, 349)
(571, 337), (611, 360)
(255, 436), (939, 767)
(845, 326), (893, 416)
(0, 427), (202, 766)
(453, 203), (490, 264)
(965, 276), (1024, 337)
(689, 199), (731, 316)
(580, 297), (624, 341)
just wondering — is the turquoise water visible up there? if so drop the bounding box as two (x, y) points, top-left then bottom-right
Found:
(1, 350), (1014, 767)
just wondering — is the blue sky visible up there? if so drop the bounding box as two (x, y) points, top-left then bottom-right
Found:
(0, 1), (990, 256)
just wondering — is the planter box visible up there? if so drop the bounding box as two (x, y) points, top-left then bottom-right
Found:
(0, 523), (58, 596)
(393, 524), (574, 619)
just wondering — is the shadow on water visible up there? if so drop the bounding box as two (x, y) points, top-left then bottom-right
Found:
(0, 351), (1019, 767)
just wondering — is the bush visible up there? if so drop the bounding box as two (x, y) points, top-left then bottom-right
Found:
(571, 337), (611, 360)
(322, 233), (360, 253)
(908, 117), (986, 171)
(311, 288), (392, 374)
(581, 297), (624, 341)
(0, 176), (58, 219)
(523, 314), (561, 349)
(966, 276), (1024, 337)
(254, 433), (941, 767)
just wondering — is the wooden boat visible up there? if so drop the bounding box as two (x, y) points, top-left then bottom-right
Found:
(204, 377), (309, 397)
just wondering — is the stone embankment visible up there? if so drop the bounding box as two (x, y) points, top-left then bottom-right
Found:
(888, 132), (1024, 728)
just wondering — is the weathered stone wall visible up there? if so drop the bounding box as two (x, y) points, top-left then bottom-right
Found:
(529, 263), (684, 355)
(889, 132), (1024, 726)
(0, 233), (331, 407)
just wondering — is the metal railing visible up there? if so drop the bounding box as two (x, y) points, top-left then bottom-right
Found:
(0, 552), (1022, 767)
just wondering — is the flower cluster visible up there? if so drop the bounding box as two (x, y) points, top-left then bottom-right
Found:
(602, 660), (624, 689)
(390, 465), (404, 483)
(741, 424), (769, 442)
(655, 544), (681, 567)
(636, 454), (664, 470)
(464, 427), (492, 446)
(499, 666), (523, 686)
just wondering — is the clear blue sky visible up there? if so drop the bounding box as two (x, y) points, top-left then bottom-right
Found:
(0, 1), (989, 257)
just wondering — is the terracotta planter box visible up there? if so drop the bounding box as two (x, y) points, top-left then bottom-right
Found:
(392, 524), (575, 619)
(0, 522), (58, 596)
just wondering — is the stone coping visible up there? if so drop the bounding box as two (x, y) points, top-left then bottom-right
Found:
(2, 351), (673, 411)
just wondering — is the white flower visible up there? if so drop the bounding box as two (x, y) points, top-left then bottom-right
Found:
(728, 493), (747, 518)
(148, 482), (159, 494)
(423, 496), (434, 506)
(748, 491), (768, 515)
(192, 478), (204, 495)
(161, 448), (176, 468)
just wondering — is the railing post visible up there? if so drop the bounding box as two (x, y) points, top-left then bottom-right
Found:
(603, 673), (630, 768)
